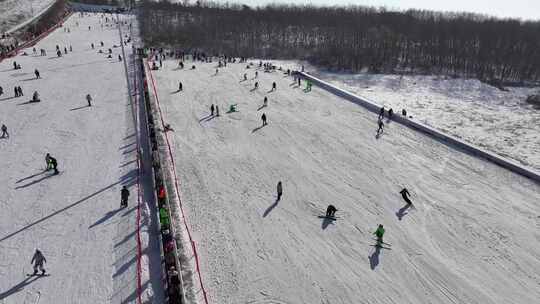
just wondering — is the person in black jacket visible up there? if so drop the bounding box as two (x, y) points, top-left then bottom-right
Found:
(121, 186), (130, 208)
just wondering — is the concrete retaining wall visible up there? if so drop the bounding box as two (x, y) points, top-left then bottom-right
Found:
(299, 72), (540, 183)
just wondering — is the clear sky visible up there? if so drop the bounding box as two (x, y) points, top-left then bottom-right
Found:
(211, 0), (540, 20)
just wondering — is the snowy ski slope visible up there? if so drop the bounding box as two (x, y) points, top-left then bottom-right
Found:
(149, 60), (540, 304)
(0, 13), (163, 303)
(0, 0), (56, 33)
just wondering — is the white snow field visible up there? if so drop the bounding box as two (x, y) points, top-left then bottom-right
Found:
(0, 13), (163, 303)
(149, 60), (540, 304)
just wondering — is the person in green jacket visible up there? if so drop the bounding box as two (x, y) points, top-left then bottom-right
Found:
(374, 224), (385, 244)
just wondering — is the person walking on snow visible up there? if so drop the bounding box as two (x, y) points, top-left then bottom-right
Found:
(45, 153), (52, 171)
(276, 181), (283, 201)
(34, 69), (40, 79)
(400, 188), (412, 205)
(178, 81), (183, 91)
(216, 105), (220, 117)
(263, 96), (268, 107)
(272, 82), (276, 91)
(261, 113), (267, 126)
(121, 186), (129, 208)
(31, 249), (47, 275)
(326, 205), (337, 217)
(86, 94), (92, 107)
(254, 82), (259, 89)
(377, 119), (384, 135)
(374, 224), (385, 244)
(210, 104), (215, 116)
(378, 106), (385, 120)
(1, 124), (8, 138)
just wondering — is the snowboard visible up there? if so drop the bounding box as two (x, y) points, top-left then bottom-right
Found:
(27, 273), (50, 277)
(317, 215), (338, 220)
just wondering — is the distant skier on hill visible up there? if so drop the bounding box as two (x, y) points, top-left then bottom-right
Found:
(178, 81), (183, 91)
(377, 119), (384, 135)
(326, 205), (337, 217)
(1, 124), (8, 138)
(210, 104), (215, 116)
(261, 113), (267, 126)
(263, 96), (268, 107)
(86, 94), (92, 107)
(49, 156), (59, 175)
(34, 69), (40, 79)
(254, 82), (259, 90)
(121, 186), (129, 208)
(45, 153), (52, 170)
(378, 107), (385, 120)
(272, 82), (276, 91)
(276, 181), (283, 201)
(31, 249), (47, 275)
(400, 188), (412, 205)
(374, 224), (385, 244)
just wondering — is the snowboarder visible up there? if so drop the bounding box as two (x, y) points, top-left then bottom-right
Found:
(326, 205), (337, 217)
(261, 113), (267, 126)
(31, 249), (47, 276)
(276, 181), (283, 201)
(34, 69), (40, 79)
(178, 82), (183, 91)
(86, 94), (92, 107)
(45, 153), (52, 170)
(374, 224), (385, 244)
(272, 82), (276, 91)
(121, 186), (129, 208)
(1, 124), (8, 138)
(210, 104), (215, 116)
(400, 188), (412, 205)
(49, 156), (59, 175)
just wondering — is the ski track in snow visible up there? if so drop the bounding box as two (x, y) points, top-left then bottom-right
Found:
(149, 58), (540, 304)
(0, 13), (163, 304)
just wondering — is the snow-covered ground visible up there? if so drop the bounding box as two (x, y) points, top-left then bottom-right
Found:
(308, 70), (540, 173)
(0, 0), (56, 33)
(0, 13), (163, 303)
(149, 59), (540, 304)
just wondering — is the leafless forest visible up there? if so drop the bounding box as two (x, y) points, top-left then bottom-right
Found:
(137, 1), (540, 83)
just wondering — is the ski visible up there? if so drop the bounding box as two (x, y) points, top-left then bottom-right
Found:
(370, 244), (392, 250)
(372, 239), (392, 246)
(27, 273), (50, 277)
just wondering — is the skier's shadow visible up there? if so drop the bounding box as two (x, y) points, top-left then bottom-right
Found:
(263, 198), (280, 217)
(257, 105), (266, 111)
(369, 246), (381, 270)
(396, 204), (412, 220)
(320, 216), (334, 230)
(88, 209), (123, 229)
(0, 276), (40, 300)
(198, 114), (214, 122)
(252, 125), (265, 133)
(70, 105), (90, 111)
(15, 172), (55, 189)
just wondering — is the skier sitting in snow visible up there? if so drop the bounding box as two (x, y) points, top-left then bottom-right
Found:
(32, 91), (40, 102)
(326, 205), (337, 217)
(31, 249), (47, 275)
(374, 224), (385, 244)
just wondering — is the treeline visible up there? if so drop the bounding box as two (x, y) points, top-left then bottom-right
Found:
(138, 1), (540, 82)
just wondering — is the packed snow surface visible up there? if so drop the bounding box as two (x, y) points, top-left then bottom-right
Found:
(0, 0), (56, 32)
(149, 59), (540, 304)
(0, 13), (163, 303)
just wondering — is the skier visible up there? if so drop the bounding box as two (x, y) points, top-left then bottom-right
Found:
(402, 109), (407, 116)
(374, 224), (385, 244)
(255, 71), (258, 78)
(86, 94), (92, 107)
(272, 82), (276, 91)
(400, 188), (412, 205)
(18, 87), (23, 97)
(254, 82), (259, 89)
(326, 205), (337, 218)
(215, 68), (218, 75)
(121, 186), (129, 208)
(31, 249), (47, 276)
(243, 73), (247, 81)
(69, 45), (72, 52)
(388, 108), (394, 119)
(178, 82), (183, 91)
(378, 107), (385, 120)
(377, 119), (384, 135)
(276, 181), (283, 201)
(297, 77), (301, 86)
(0, 86), (3, 96)
(1, 124), (8, 138)
(34, 69), (40, 79)
(261, 113), (267, 126)
(91, 43), (94, 49)
(57, 50), (62, 57)
(118, 55), (122, 61)
(45, 153), (52, 170)
(263, 96), (268, 107)
(64, 47), (68, 54)
(14, 86), (19, 98)
(49, 156), (59, 175)
(210, 104), (215, 116)
(216, 105), (220, 117)
(100, 41), (104, 47)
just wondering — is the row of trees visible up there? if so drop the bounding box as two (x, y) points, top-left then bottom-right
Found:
(138, 1), (540, 82)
